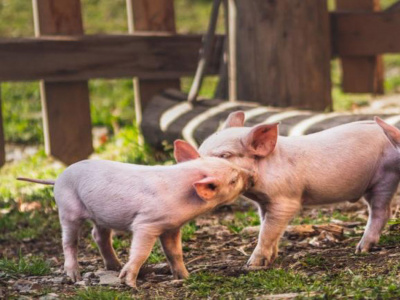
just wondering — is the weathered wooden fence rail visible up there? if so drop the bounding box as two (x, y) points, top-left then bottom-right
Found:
(0, 0), (399, 166)
(0, 34), (224, 82)
(2, 11), (400, 82)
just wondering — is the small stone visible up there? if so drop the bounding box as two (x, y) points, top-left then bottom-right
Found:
(51, 276), (68, 285)
(83, 272), (95, 279)
(140, 263), (170, 276)
(17, 296), (33, 300)
(39, 293), (59, 300)
(159, 279), (184, 287)
(46, 257), (59, 267)
(85, 265), (96, 271)
(140, 282), (152, 289)
(293, 251), (307, 260)
(13, 279), (41, 293)
(241, 226), (260, 235)
(74, 280), (86, 287)
(95, 270), (120, 286)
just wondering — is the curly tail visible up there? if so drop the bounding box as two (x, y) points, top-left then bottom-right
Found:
(17, 177), (55, 185)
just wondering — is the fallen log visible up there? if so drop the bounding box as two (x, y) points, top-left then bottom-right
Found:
(141, 89), (400, 148)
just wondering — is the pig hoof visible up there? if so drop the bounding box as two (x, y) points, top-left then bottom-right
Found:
(174, 269), (190, 280)
(355, 241), (373, 254)
(66, 269), (82, 282)
(106, 261), (122, 271)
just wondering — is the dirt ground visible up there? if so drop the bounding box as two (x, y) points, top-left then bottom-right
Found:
(1, 195), (400, 299)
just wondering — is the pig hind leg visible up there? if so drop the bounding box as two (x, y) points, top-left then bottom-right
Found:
(57, 192), (88, 282)
(60, 216), (83, 282)
(92, 225), (121, 270)
(356, 178), (399, 253)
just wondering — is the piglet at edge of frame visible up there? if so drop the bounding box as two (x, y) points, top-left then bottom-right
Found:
(198, 112), (400, 267)
(17, 140), (255, 289)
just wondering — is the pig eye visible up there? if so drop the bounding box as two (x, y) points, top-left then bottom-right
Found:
(219, 153), (232, 159)
(229, 178), (237, 185)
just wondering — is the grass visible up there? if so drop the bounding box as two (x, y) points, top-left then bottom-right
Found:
(0, 253), (51, 277)
(223, 210), (260, 233)
(181, 221), (198, 241)
(71, 287), (134, 300)
(186, 268), (400, 299)
(379, 232), (400, 246)
(292, 209), (355, 225)
(301, 254), (328, 268)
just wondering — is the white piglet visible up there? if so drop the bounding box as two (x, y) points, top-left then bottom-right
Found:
(18, 140), (255, 289)
(198, 112), (400, 267)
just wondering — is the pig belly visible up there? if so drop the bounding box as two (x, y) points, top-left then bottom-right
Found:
(302, 168), (372, 205)
(78, 189), (141, 232)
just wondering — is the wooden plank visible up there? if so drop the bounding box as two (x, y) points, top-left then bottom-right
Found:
(335, 0), (384, 94)
(235, 0), (332, 110)
(127, 0), (180, 124)
(331, 11), (400, 55)
(0, 34), (224, 82)
(33, 0), (93, 165)
(0, 86), (5, 166)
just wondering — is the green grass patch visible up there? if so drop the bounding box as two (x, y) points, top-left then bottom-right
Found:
(0, 253), (51, 277)
(186, 268), (400, 299)
(379, 233), (400, 246)
(182, 221), (197, 242)
(147, 242), (165, 264)
(223, 210), (260, 233)
(112, 235), (131, 252)
(0, 209), (60, 242)
(301, 254), (328, 269)
(292, 209), (353, 225)
(71, 287), (134, 300)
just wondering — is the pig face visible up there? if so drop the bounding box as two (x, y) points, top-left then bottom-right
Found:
(174, 140), (256, 204)
(197, 111), (279, 172)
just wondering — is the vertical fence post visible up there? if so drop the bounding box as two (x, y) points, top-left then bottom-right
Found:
(33, 0), (93, 165)
(234, 0), (332, 110)
(0, 86), (5, 166)
(336, 0), (384, 94)
(126, 0), (180, 125)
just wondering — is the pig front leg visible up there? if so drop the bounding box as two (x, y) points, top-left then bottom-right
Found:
(160, 228), (189, 279)
(247, 198), (300, 267)
(119, 230), (157, 289)
(91, 225), (121, 270)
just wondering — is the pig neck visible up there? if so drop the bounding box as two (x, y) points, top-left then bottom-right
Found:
(165, 161), (220, 214)
(247, 137), (301, 203)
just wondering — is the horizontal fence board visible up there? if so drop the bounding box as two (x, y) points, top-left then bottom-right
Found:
(0, 33), (224, 82)
(332, 11), (400, 56)
(1, 11), (399, 82)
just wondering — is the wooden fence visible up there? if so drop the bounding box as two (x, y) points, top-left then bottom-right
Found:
(0, 0), (400, 166)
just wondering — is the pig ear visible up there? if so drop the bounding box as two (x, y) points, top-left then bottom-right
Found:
(193, 177), (220, 201)
(174, 140), (200, 163)
(375, 116), (400, 145)
(243, 123), (279, 157)
(222, 111), (245, 129)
